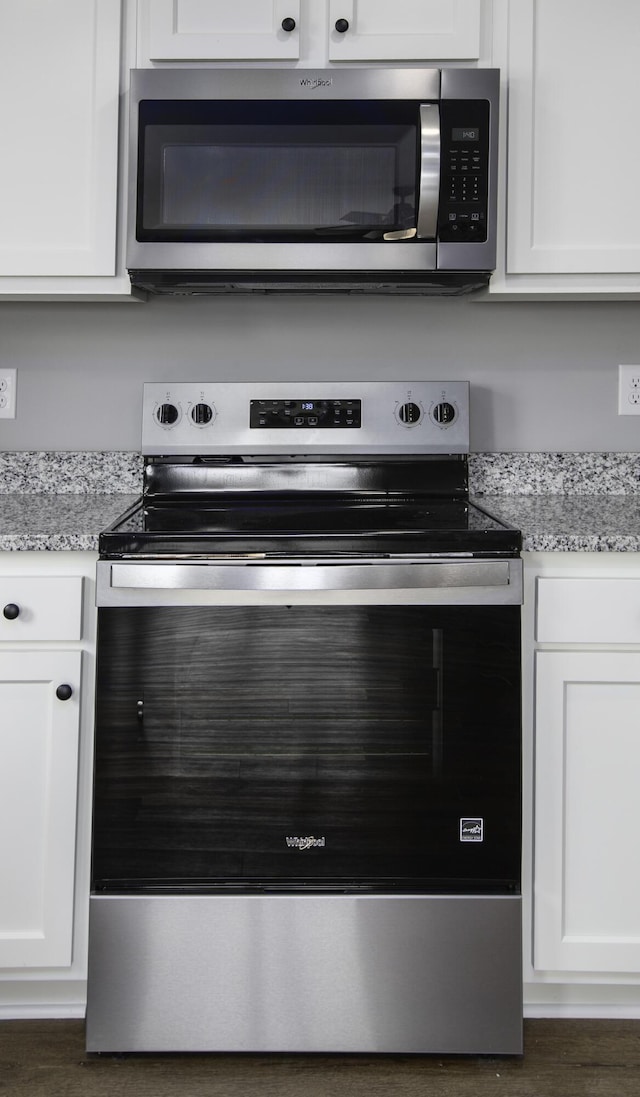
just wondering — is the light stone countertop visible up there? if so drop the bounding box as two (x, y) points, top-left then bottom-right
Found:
(0, 493), (140, 551)
(475, 494), (640, 553)
(1, 451), (640, 553)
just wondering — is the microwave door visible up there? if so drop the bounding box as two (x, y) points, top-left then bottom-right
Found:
(416, 104), (440, 240)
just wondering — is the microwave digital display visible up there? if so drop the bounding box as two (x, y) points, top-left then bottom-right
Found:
(451, 127), (480, 142)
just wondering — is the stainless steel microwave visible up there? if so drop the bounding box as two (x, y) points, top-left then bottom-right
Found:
(127, 67), (499, 296)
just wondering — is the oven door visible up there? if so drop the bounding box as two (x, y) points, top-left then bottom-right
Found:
(92, 558), (522, 896)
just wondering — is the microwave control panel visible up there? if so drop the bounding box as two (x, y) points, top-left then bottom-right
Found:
(437, 100), (491, 244)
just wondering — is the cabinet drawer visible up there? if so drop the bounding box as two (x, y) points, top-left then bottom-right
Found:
(537, 577), (640, 643)
(0, 576), (82, 642)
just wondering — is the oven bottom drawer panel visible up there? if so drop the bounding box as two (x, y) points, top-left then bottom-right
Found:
(86, 893), (522, 1055)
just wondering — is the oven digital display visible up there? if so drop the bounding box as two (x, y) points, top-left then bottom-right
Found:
(250, 399), (361, 428)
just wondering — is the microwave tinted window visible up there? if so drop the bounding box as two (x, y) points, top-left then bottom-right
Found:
(137, 103), (418, 242)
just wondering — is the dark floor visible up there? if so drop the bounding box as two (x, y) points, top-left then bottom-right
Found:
(1, 1019), (639, 1097)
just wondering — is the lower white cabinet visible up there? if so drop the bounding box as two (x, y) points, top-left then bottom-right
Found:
(0, 552), (97, 1015)
(525, 554), (640, 993)
(535, 650), (640, 974)
(0, 650), (81, 967)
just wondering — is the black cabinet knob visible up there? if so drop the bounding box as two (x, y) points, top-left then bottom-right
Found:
(3, 603), (20, 620)
(281, 16), (296, 31)
(335, 18), (350, 32)
(56, 684), (73, 701)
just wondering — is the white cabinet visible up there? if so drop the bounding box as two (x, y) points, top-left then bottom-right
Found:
(141, 0), (302, 62)
(524, 556), (640, 983)
(0, 554), (97, 1012)
(535, 649), (640, 974)
(0, 0), (134, 300)
(489, 0), (640, 298)
(0, 649), (82, 968)
(328, 1), (481, 61)
(139, 0), (482, 64)
(0, 577), (82, 644)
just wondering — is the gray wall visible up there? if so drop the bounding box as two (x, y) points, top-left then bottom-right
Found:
(1, 295), (639, 452)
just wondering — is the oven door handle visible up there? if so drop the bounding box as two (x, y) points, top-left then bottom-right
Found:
(97, 559), (522, 606)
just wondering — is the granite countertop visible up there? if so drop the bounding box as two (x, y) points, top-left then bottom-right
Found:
(1, 451), (640, 553)
(0, 493), (139, 551)
(0, 452), (142, 551)
(471, 452), (640, 552)
(475, 495), (640, 553)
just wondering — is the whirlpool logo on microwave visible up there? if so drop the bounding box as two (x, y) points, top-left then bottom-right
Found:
(286, 836), (326, 850)
(460, 818), (484, 842)
(299, 77), (333, 89)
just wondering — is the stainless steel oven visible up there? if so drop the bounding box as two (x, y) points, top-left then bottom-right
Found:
(86, 381), (522, 1055)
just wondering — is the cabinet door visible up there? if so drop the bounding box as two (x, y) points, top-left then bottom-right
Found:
(0, 576), (82, 644)
(534, 651), (640, 973)
(0, 650), (81, 968)
(506, 0), (640, 275)
(328, 0), (481, 61)
(142, 0), (301, 61)
(0, 0), (120, 277)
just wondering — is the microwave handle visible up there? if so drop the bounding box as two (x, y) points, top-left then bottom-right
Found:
(416, 104), (441, 240)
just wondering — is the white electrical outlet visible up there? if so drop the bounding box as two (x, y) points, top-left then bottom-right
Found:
(0, 369), (17, 419)
(618, 365), (640, 415)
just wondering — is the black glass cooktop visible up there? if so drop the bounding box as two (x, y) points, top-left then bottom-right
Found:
(99, 493), (521, 558)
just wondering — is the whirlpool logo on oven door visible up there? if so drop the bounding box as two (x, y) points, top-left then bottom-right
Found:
(460, 818), (484, 842)
(286, 836), (326, 850)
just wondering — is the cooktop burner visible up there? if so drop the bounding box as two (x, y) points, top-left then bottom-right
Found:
(100, 494), (520, 558)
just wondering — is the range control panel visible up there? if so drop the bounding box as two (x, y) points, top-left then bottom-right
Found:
(250, 399), (362, 429)
(142, 381), (470, 456)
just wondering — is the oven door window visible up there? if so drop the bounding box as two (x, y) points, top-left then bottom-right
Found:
(92, 605), (521, 894)
(136, 101), (418, 242)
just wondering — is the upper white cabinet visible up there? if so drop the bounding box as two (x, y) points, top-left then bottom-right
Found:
(490, 0), (640, 297)
(0, 0), (133, 300)
(328, 1), (481, 62)
(142, 0), (302, 62)
(139, 0), (482, 64)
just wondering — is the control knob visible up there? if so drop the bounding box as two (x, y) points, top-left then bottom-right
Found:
(398, 402), (422, 425)
(191, 402), (213, 425)
(433, 401), (456, 425)
(157, 402), (179, 426)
